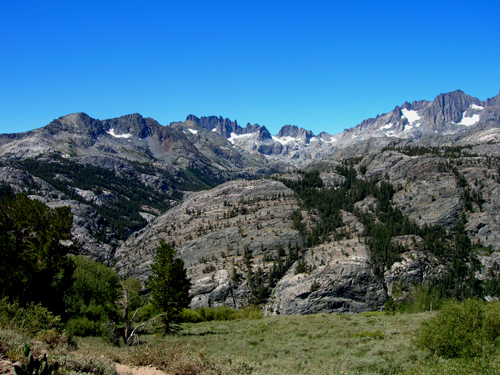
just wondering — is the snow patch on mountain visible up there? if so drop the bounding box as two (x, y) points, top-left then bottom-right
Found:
(228, 132), (256, 144)
(272, 136), (299, 145)
(402, 109), (421, 125)
(106, 129), (133, 139)
(458, 114), (481, 126)
(384, 130), (399, 138)
(451, 104), (484, 126)
(379, 123), (394, 130)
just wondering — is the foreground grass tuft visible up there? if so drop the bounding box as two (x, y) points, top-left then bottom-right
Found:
(0, 328), (118, 375)
(124, 340), (254, 375)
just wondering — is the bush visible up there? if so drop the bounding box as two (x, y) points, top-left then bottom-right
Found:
(180, 306), (263, 323)
(353, 330), (385, 339)
(137, 304), (162, 322)
(64, 256), (121, 336)
(415, 298), (500, 358)
(396, 285), (445, 313)
(483, 301), (500, 345)
(65, 317), (102, 337)
(236, 306), (263, 320)
(0, 299), (62, 336)
(180, 308), (204, 323)
(402, 355), (500, 375)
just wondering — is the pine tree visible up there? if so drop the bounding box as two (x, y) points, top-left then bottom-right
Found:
(0, 193), (78, 316)
(147, 240), (191, 334)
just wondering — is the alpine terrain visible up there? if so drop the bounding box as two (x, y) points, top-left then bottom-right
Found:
(2, 89), (500, 314)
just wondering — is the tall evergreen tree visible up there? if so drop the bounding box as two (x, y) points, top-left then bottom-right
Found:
(147, 240), (191, 334)
(0, 193), (78, 316)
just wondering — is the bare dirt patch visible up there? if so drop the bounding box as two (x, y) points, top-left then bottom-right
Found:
(116, 363), (167, 375)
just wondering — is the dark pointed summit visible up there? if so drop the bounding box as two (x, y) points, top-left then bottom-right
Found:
(102, 113), (152, 138)
(277, 125), (314, 142)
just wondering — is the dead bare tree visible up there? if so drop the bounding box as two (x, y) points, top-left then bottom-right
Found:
(126, 312), (167, 346)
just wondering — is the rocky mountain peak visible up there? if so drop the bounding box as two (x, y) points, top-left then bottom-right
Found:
(480, 91), (500, 124)
(277, 125), (314, 141)
(185, 115), (239, 138)
(332, 89), (500, 148)
(485, 91), (500, 108)
(424, 90), (484, 131)
(102, 113), (152, 139)
(257, 126), (273, 141)
(401, 102), (411, 111)
(45, 112), (103, 135)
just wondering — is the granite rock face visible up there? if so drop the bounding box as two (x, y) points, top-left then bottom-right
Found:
(384, 249), (446, 296)
(114, 178), (303, 308)
(267, 236), (387, 315)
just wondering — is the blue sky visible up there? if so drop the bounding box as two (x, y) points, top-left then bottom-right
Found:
(1, 1), (499, 136)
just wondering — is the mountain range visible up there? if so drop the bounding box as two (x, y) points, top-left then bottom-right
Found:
(2, 90), (499, 166)
(1, 89), (500, 314)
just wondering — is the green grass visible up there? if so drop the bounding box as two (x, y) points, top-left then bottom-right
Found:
(5, 309), (500, 374)
(120, 312), (434, 375)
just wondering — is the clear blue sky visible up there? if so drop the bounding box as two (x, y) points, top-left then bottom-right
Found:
(1, 0), (499, 136)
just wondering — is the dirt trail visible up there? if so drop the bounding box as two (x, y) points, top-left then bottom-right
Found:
(115, 363), (167, 375)
(1, 358), (167, 375)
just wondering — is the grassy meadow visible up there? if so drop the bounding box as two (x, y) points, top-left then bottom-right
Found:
(175, 311), (430, 374)
(4, 306), (500, 375)
(77, 311), (433, 375)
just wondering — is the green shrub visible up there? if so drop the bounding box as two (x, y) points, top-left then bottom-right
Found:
(137, 304), (162, 322)
(180, 308), (204, 323)
(396, 285), (445, 313)
(65, 317), (101, 337)
(236, 306), (263, 320)
(0, 299), (62, 336)
(402, 355), (500, 375)
(180, 306), (263, 323)
(415, 298), (500, 358)
(483, 301), (500, 345)
(353, 330), (385, 339)
(384, 296), (396, 315)
(64, 256), (121, 326)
